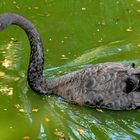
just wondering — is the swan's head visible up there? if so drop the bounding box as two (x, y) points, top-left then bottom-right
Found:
(0, 13), (12, 31)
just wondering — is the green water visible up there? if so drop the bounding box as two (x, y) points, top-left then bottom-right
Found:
(0, 0), (140, 139)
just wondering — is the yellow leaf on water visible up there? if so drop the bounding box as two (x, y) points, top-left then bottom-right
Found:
(45, 117), (50, 122)
(136, 9), (140, 12)
(0, 71), (5, 77)
(96, 108), (103, 112)
(14, 77), (20, 81)
(22, 136), (30, 140)
(126, 27), (133, 32)
(2, 59), (12, 68)
(77, 128), (84, 135)
(32, 108), (39, 112)
(19, 109), (25, 112)
(14, 104), (21, 108)
(16, 5), (20, 9)
(11, 37), (14, 40)
(0, 87), (13, 96)
(54, 131), (65, 138)
(7, 90), (13, 95)
(82, 7), (86, 11)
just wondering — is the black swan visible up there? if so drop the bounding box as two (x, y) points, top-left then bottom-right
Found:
(0, 13), (140, 110)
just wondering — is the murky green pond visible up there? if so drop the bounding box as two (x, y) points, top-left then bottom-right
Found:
(0, 0), (140, 139)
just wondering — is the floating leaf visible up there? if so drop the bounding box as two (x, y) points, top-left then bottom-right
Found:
(10, 37), (18, 42)
(22, 136), (30, 140)
(16, 5), (20, 9)
(2, 59), (12, 68)
(19, 109), (25, 112)
(11, 37), (14, 40)
(15, 104), (21, 108)
(61, 54), (65, 57)
(126, 27), (133, 32)
(136, 10), (140, 12)
(0, 87), (13, 96)
(96, 108), (103, 112)
(0, 71), (5, 77)
(82, 7), (86, 11)
(32, 108), (39, 112)
(14, 77), (20, 81)
(7, 90), (13, 95)
(77, 128), (84, 135)
(45, 117), (50, 122)
(54, 131), (65, 138)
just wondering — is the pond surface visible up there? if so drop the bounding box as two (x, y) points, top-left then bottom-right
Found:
(0, 0), (140, 140)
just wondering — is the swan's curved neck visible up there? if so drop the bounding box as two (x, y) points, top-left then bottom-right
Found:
(0, 13), (46, 93)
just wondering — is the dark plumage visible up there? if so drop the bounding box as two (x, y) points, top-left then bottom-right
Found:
(0, 13), (140, 110)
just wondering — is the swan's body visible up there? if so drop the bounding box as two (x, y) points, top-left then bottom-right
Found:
(0, 13), (140, 110)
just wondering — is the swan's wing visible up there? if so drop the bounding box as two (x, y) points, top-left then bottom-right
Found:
(53, 62), (140, 110)
(81, 63), (133, 93)
(80, 63), (140, 109)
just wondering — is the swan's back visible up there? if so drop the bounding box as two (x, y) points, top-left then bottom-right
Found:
(49, 62), (140, 110)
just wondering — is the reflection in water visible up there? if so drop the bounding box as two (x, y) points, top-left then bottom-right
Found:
(130, 121), (140, 135)
(38, 124), (47, 139)
(19, 81), (33, 123)
(72, 42), (135, 65)
(37, 97), (139, 140)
